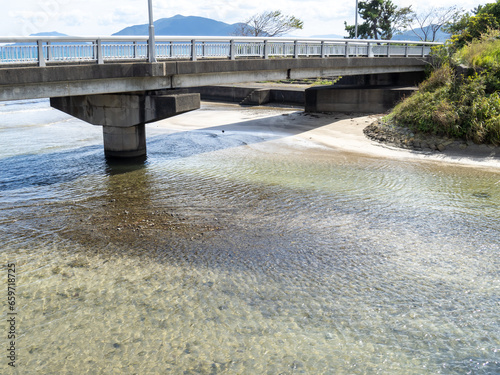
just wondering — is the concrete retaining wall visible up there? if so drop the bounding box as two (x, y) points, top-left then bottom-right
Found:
(305, 85), (417, 113)
(184, 86), (305, 106)
(336, 71), (426, 86)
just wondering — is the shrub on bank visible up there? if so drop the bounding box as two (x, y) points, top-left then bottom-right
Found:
(387, 31), (500, 145)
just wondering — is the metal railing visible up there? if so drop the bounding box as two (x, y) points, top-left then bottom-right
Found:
(0, 36), (441, 67)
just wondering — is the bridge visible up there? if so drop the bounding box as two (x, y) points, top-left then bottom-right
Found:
(0, 36), (439, 158)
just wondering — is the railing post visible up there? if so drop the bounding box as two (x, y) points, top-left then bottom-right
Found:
(387, 43), (391, 57)
(37, 40), (46, 67)
(421, 45), (426, 57)
(46, 41), (52, 62)
(191, 39), (197, 61)
(345, 41), (349, 57)
(202, 42), (205, 58)
(264, 40), (269, 59)
(133, 41), (138, 59)
(367, 42), (373, 57)
(170, 41), (173, 58)
(405, 43), (409, 57)
(294, 40), (299, 58)
(321, 41), (325, 58)
(230, 40), (235, 60)
(97, 39), (104, 64)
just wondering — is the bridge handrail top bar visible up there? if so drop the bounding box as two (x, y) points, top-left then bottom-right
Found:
(0, 35), (443, 46)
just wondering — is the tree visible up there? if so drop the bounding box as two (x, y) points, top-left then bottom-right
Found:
(475, 0), (500, 19)
(344, 0), (412, 39)
(408, 6), (463, 42)
(444, 11), (472, 37)
(445, 0), (500, 48)
(234, 10), (303, 37)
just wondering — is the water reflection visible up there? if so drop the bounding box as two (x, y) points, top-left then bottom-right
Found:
(105, 156), (148, 176)
(0, 146), (104, 192)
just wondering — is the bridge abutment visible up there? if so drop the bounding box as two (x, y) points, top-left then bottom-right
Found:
(305, 72), (426, 113)
(305, 85), (417, 113)
(50, 91), (200, 158)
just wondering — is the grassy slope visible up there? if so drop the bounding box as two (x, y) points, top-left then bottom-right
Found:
(386, 32), (500, 145)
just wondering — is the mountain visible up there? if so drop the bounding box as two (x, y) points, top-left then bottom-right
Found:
(113, 14), (244, 36)
(30, 31), (68, 37)
(392, 25), (450, 42)
(310, 34), (345, 39)
(10, 32), (70, 46)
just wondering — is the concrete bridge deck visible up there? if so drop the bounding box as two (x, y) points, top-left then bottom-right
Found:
(0, 57), (430, 102)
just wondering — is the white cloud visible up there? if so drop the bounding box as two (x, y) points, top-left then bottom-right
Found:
(1, 0), (491, 37)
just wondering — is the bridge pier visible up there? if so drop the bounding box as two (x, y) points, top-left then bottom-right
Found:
(50, 91), (200, 158)
(103, 124), (147, 158)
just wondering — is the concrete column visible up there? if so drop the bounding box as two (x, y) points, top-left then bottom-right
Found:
(103, 124), (146, 158)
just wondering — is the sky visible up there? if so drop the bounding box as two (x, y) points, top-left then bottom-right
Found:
(2, 0), (484, 37)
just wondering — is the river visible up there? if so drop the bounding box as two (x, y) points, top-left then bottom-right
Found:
(0, 99), (499, 374)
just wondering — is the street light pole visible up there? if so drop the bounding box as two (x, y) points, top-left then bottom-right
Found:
(355, 0), (359, 38)
(148, 0), (156, 62)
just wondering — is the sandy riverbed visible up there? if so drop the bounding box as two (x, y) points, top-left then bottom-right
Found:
(149, 102), (500, 171)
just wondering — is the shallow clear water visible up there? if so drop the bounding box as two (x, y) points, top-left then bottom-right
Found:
(1, 100), (499, 374)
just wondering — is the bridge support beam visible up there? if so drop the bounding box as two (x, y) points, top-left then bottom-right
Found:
(50, 91), (200, 158)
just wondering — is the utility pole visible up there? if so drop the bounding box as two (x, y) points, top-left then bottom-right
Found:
(148, 0), (156, 62)
(355, 0), (359, 38)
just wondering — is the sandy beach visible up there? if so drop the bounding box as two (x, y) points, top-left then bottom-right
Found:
(151, 101), (500, 171)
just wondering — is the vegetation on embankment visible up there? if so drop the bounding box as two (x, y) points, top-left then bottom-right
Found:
(382, 1), (500, 146)
(386, 31), (500, 145)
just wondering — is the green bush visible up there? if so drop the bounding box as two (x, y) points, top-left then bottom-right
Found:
(390, 68), (500, 144)
(388, 27), (500, 145)
(418, 64), (454, 92)
(389, 87), (459, 136)
(456, 29), (500, 70)
(456, 30), (500, 93)
(450, 14), (499, 49)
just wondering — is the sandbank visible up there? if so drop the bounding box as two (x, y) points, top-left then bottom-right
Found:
(151, 102), (500, 171)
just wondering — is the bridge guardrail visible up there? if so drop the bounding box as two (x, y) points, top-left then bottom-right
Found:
(0, 36), (442, 67)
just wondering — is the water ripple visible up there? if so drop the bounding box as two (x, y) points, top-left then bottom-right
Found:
(1, 102), (499, 374)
